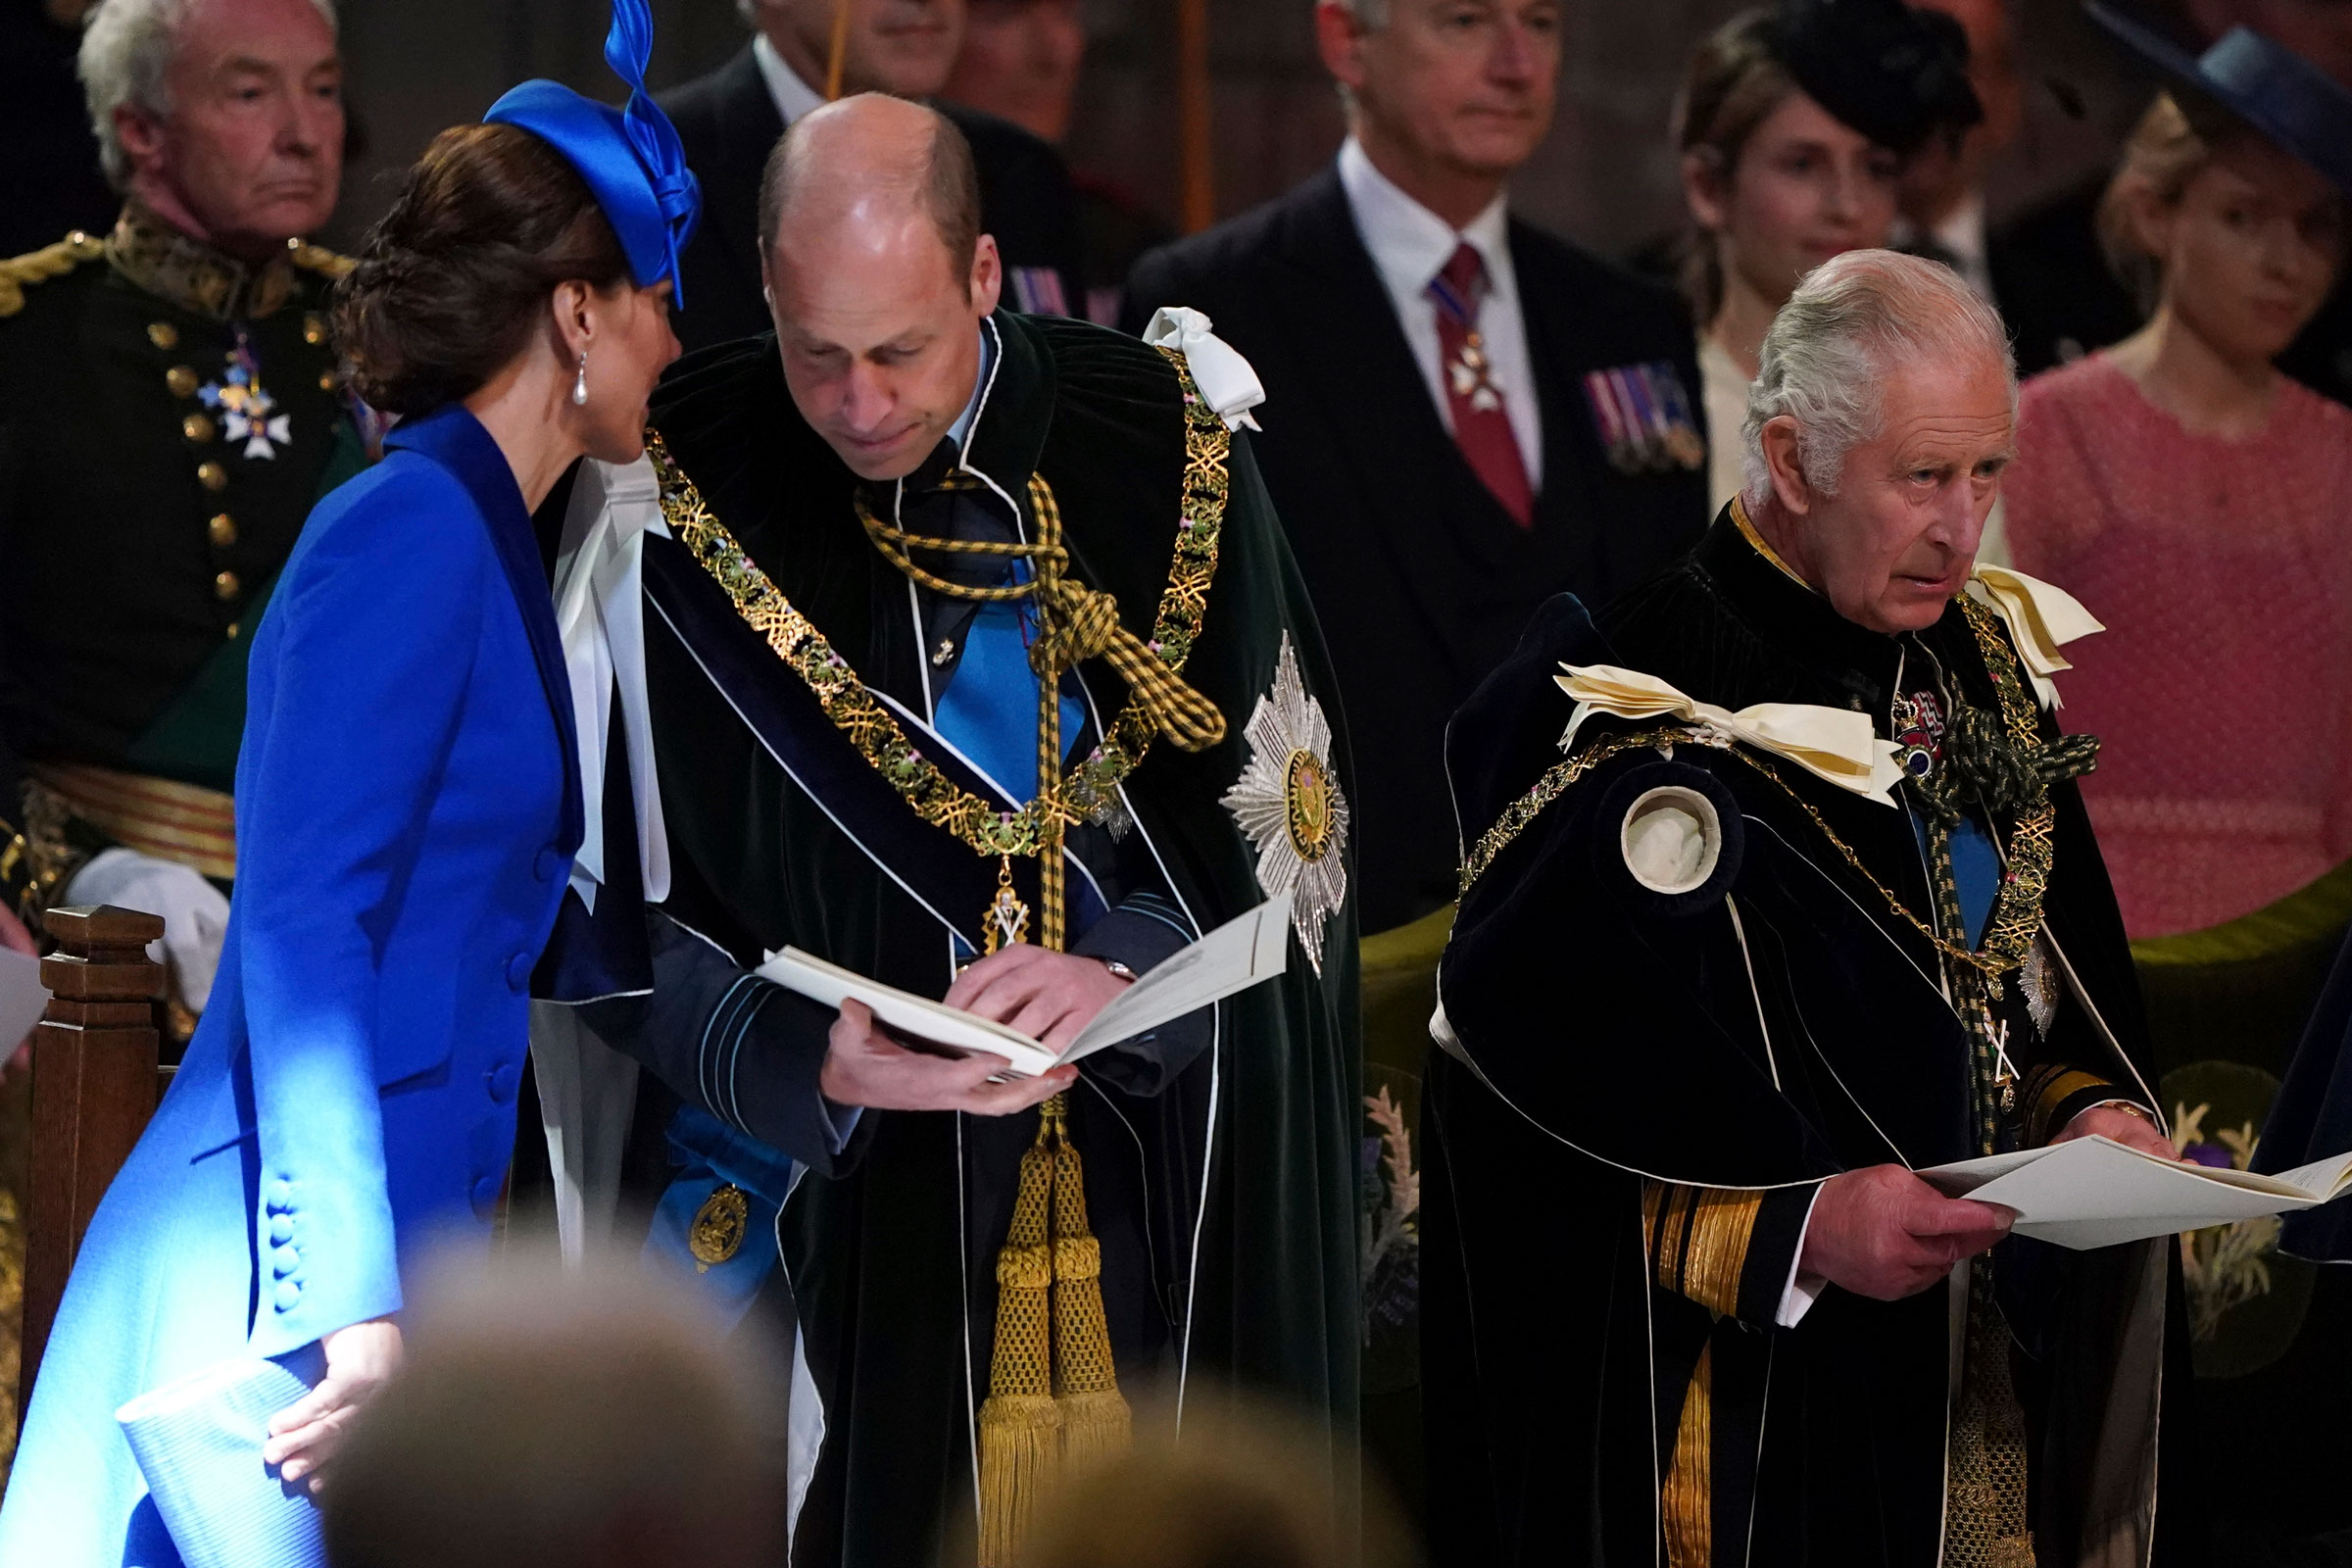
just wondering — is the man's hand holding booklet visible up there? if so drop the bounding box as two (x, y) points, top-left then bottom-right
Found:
(759, 893), (1296, 1078)
(1922, 1133), (2352, 1250)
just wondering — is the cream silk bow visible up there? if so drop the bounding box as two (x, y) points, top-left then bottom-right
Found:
(1557, 663), (1905, 807)
(1142, 306), (1265, 432)
(554, 455), (673, 913)
(1967, 565), (2103, 710)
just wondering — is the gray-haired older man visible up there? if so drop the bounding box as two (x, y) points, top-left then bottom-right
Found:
(1422, 250), (2196, 1568)
(0, 0), (358, 1031)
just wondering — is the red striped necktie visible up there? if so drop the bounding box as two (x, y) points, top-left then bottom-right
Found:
(1426, 241), (1534, 528)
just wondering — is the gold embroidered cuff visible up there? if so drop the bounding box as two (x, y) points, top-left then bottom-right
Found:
(2025, 1064), (2114, 1147)
(1643, 1182), (1763, 1318)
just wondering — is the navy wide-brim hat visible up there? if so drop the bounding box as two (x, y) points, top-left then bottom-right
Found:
(2087, 1), (2352, 199)
(482, 0), (702, 305)
(1761, 0), (1984, 158)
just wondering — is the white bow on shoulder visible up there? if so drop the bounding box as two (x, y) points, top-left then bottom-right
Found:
(1142, 306), (1266, 432)
(1966, 565), (2104, 710)
(1556, 663), (1905, 807)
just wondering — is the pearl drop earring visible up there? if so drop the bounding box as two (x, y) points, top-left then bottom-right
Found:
(572, 350), (589, 407)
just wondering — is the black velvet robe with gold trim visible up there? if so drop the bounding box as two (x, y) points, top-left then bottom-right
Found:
(627, 313), (1361, 1567)
(1422, 512), (2199, 1567)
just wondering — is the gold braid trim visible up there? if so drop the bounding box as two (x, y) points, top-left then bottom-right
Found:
(1661, 1343), (1714, 1568)
(0, 231), (106, 318)
(287, 240), (354, 279)
(653, 342), (1231, 897)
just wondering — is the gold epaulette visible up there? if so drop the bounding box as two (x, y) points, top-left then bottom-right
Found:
(0, 230), (108, 318)
(287, 240), (355, 280)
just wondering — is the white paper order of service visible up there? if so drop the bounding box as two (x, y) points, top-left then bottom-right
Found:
(1923, 1133), (2352, 1250)
(757, 892), (1294, 1078)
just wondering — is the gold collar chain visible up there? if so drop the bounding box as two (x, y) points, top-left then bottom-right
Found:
(655, 344), (1233, 948)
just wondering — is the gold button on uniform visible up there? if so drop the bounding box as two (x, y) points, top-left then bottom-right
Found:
(147, 321), (179, 350)
(182, 413), (215, 443)
(303, 312), (327, 346)
(208, 513), (236, 548)
(167, 366), (199, 399)
(225, 622), (241, 642)
(214, 570), (241, 602)
(197, 460), (227, 492)
(318, 370), (336, 392)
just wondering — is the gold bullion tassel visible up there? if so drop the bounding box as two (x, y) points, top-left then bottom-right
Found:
(979, 1104), (1062, 1567)
(1942, 1260), (2037, 1568)
(976, 1096), (1130, 1566)
(1049, 1101), (1130, 1469)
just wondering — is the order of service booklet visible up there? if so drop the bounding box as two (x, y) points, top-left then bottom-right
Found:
(756, 892), (1294, 1078)
(1921, 1134), (2352, 1250)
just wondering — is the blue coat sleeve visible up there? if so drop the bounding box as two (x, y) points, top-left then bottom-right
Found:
(236, 467), (490, 1357)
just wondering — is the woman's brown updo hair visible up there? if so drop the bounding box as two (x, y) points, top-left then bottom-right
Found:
(1673, 9), (1798, 325)
(334, 122), (631, 416)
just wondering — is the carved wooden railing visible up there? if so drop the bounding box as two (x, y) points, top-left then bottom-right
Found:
(19, 905), (167, 1416)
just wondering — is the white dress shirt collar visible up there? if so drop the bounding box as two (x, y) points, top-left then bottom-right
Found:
(752, 31), (827, 127)
(1337, 136), (1512, 308)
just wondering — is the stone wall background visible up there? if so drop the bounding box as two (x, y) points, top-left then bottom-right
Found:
(328, 0), (2163, 267)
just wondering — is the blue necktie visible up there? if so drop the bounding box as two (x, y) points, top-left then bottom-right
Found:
(932, 558), (1084, 806)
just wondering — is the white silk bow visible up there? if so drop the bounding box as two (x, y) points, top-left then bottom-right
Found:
(1967, 565), (2104, 710)
(1556, 663), (1905, 807)
(554, 455), (673, 913)
(1142, 306), (1266, 432)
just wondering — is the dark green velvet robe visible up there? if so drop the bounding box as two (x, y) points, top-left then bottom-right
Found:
(635, 312), (1361, 1566)
(1423, 514), (2200, 1568)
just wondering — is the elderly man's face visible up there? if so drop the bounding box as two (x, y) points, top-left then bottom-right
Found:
(1322, 0), (1562, 184)
(1767, 357), (2013, 634)
(766, 214), (1002, 482)
(117, 0), (343, 257)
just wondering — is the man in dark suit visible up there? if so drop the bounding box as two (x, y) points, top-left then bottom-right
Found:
(658, 0), (1083, 353)
(1124, 0), (1709, 936)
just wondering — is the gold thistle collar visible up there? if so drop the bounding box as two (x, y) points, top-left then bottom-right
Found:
(1461, 595), (2067, 997)
(107, 203), (300, 320)
(652, 344), (1233, 942)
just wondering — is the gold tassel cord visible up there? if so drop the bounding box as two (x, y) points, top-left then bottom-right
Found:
(867, 475), (1152, 1561)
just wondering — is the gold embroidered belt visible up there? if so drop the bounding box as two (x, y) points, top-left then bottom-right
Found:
(27, 761), (236, 882)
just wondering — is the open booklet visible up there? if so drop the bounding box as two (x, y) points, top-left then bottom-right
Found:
(756, 893), (1294, 1078)
(1921, 1134), (2352, 1250)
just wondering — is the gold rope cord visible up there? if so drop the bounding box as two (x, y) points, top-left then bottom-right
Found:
(650, 343), (1231, 876)
(655, 349), (1231, 1564)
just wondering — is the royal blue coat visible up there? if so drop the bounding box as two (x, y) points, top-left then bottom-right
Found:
(0, 406), (583, 1566)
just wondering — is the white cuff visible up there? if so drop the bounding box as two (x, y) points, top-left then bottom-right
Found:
(1775, 1183), (1828, 1328)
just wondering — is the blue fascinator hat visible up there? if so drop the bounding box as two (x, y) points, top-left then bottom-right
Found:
(2086, 2), (2352, 199)
(483, 0), (703, 305)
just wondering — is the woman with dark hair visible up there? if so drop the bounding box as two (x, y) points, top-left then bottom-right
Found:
(2002, 17), (2352, 938)
(1674, 0), (1980, 511)
(0, 5), (698, 1563)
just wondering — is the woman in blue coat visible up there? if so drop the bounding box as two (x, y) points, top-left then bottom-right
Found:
(0, 10), (699, 1561)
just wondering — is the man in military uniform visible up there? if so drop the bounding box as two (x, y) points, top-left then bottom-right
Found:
(0, 0), (360, 1028)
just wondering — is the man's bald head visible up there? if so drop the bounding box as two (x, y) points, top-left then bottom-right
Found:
(756, 94), (1003, 482)
(758, 93), (981, 289)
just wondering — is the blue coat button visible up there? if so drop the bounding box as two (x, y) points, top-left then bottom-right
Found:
(273, 1280), (302, 1312)
(506, 951), (533, 992)
(268, 1214), (295, 1246)
(534, 847), (564, 883)
(271, 1244), (301, 1278)
(266, 1180), (293, 1213)
(486, 1061), (521, 1104)
(470, 1173), (504, 1218)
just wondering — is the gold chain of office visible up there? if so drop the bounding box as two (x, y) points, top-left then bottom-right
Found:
(650, 343), (1232, 952)
(1458, 596), (2063, 993)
